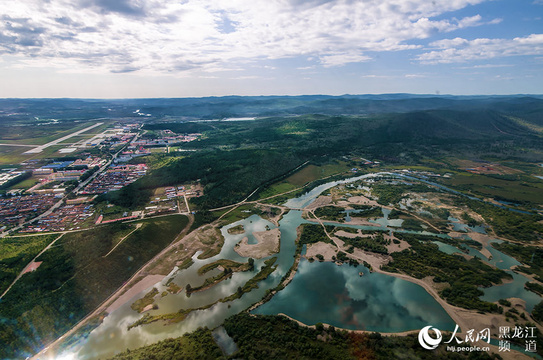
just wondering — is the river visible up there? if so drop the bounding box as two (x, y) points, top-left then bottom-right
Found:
(58, 172), (541, 359)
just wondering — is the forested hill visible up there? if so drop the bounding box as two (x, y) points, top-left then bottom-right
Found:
(1, 95), (543, 123)
(370, 109), (538, 144)
(2, 94), (540, 210)
(108, 106), (543, 209)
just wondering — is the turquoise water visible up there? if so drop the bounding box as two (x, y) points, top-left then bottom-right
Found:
(481, 271), (542, 312)
(254, 260), (456, 332)
(433, 241), (487, 260)
(58, 172), (542, 359)
(448, 216), (487, 234)
(432, 238), (541, 311)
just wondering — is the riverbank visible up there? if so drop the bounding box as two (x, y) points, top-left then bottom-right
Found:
(274, 312), (534, 360)
(234, 228), (281, 259)
(107, 275), (164, 313)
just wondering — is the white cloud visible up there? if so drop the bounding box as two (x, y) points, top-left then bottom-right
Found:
(418, 34), (543, 63)
(458, 64), (513, 69)
(362, 74), (393, 78)
(404, 73), (427, 78)
(320, 53), (372, 67)
(0, 0), (501, 73)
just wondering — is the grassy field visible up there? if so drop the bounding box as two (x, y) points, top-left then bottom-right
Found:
(0, 121), (110, 145)
(257, 162), (349, 199)
(0, 144), (88, 165)
(441, 172), (543, 205)
(94, 203), (135, 221)
(0, 234), (59, 294)
(7, 175), (40, 190)
(0, 121), (114, 165)
(382, 156), (543, 207)
(0, 215), (189, 359)
(197, 259), (247, 275)
(286, 162), (349, 185)
(219, 204), (259, 224)
(0, 146), (34, 165)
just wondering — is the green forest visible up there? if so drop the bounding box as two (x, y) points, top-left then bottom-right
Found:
(0, 216), (188, 359)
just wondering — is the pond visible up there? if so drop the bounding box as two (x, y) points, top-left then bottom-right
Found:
(56, 172), (541, 359)
(253, 259), (456, 333)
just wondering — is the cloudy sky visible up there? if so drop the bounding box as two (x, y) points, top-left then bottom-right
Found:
(0, 0), (542, 98)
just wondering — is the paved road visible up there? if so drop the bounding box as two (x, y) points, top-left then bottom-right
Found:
(0, 143), (36, 147)
(0, 141), (128, 238)
(23, 123), (104, 154)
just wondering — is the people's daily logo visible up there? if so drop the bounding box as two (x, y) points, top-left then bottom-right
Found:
(418, 325), (442, 350)
(418, 324), (537, 354)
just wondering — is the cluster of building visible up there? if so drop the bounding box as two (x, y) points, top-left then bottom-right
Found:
(395, 169), (452, 179)
(58, 124), (140, 154)
(165, 186), (184, 198)
(143, 202), (178, 217)
(23, 156), (108, 195)
(146, 184), (202, 214)
(0, 169), (24, 187)
(0, 194), (58, 230)
(33, 157), (106, 176)
(71, 157), (108, 168)
(129, 130), (201, 149)
(465, 165), (501, 175)
(22, 202), (95, 232)
(115, 147), (151, 163)
(80, 164), (148, 194)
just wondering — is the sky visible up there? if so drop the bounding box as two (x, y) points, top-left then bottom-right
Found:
(0, 0), (542, 98)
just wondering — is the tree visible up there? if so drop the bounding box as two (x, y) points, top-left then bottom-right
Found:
(532, 300), (543, 323)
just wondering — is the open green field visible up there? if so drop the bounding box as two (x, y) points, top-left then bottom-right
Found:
(0, 121), (111, 145)
(0, 234), (59, 294)
(0, 214), (189, 359)
(0, 121), (113, 165)
(286, 162), (349, 186)
(7, 175), (40, 190)
(0, 144), (88, 165)
(257, 162), (350, 199)
(441, 172), (543, 205)
(0, 146), (34, 165)
(218, 204), (257, 224)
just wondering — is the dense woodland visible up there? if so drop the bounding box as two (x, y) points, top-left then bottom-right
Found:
(109, 328), (223, 360)
(96, 97), (543, 210)
(453, 198), (543, 243)
(222, 313), (502, 360)
(382, 233), (511, 313)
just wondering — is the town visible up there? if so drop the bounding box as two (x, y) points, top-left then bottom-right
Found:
(0, 122), (202, 234)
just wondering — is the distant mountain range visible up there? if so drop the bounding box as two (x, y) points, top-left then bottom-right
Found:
(1, 94), (543, 126)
